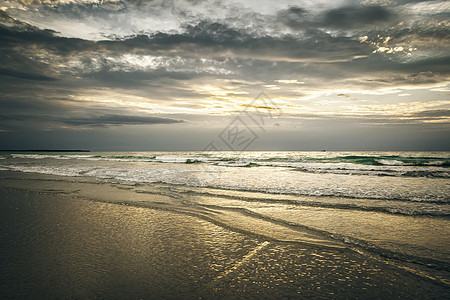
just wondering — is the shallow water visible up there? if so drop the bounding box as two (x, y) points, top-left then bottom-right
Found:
(0, 188), (260, 298)
(0, 151), (449, 296)
(0, 186), (448, 298)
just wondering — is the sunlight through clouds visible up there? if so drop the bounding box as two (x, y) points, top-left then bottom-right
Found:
(0, 0), (448, 149)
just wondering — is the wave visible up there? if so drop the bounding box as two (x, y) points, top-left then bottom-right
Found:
(146, 182), (450, 205)
(152, 188), (450, 218)
(6, 152), (449, 164)
(2, 161), (449, 204)
(292, 167), (449, 178)
(7, 152), (449, 165)
(257, 155), (450, 167)
(2, 152), (449, 180)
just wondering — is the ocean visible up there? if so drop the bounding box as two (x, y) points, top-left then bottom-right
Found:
(0, 151), (449, 297)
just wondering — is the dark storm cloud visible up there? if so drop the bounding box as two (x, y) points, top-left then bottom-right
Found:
(0, 110), (184, 129)
(82, 70), (199, 88)
(0, 23), (95, 55)
(278, 5), (397, 30)
(95, 21), (370, 63)
(2, 13), (448, 93)
(339, 56), (450, 82)
(9, 0), (122, 7)
(122, 0), (206, 7)
(62, 114), (184, 126)
(413, 109), (450, 118)
(278, 6), (308, 30)
(0, 0), (448, 152)
(0, 78), (185, 130)
(0, 13), (371, 90)
(323, 5), (395, 28)
(1, 4), (447, 84)
(0, 5), (368, 62)
(0, 68), (56, 81)
(2, 0), (447, 63)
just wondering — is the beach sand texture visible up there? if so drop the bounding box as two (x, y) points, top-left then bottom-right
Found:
(0, 170), (449, 299)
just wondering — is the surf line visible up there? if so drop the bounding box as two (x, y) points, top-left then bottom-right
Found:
(212, 241), (270, 283)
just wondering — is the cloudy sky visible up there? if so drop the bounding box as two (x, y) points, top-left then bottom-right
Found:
(0, 0), (449, 150)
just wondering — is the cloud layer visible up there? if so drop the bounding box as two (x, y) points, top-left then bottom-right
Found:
(0, 0), (448, 149)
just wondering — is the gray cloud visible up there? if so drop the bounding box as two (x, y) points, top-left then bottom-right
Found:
(413, 109), (450, 118)
(62, 114), (184, 126)
(98, 21), (368, 62)
(324, 5), (395, 28)
(1, 5), (447, 80)
(0, 110), (185, 129)
(0, 25), (95, 55)
(0, 0), (448, 150)
(0, 68), (56, 81)
(278, 5), (397, 30)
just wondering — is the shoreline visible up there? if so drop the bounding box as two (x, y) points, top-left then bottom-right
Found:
(0, 170), (449, 266)
(0, 170), (449, 298)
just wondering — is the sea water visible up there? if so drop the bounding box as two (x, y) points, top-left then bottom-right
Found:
(2, 151), (448, 203)
(0, 151), (449, 284)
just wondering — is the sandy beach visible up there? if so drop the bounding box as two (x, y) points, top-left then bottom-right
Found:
(0, 170), (448, 299)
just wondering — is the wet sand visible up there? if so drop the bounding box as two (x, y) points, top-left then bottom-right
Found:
(0, 171), (449, 299)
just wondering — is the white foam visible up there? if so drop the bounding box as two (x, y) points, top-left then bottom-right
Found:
(376, 159), (408, 166)
(217, 161), (251, 167)
(11, 154), (95, 160)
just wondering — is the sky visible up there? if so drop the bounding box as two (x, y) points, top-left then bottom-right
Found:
(0, 0), (449, 151)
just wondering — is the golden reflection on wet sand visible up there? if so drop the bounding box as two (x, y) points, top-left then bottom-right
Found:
(0, 171), (449, 298)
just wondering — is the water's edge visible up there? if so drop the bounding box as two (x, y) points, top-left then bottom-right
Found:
(1, 170), (449, 288)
